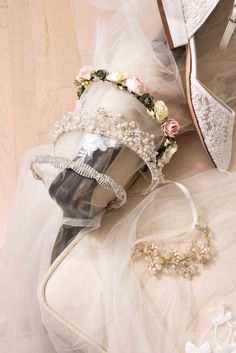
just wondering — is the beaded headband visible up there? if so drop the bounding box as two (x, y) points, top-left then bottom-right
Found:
(49, 108), (178, 194)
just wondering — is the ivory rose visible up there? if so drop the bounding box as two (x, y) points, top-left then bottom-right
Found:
(154, 100), (168, 123)
(106, 70), (128, 83)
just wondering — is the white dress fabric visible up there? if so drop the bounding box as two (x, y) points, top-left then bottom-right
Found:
(0, 146), (60, 353)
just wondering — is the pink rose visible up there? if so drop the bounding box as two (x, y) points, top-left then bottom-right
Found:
(77, 65), (95, 80)
(126, 76), (147, 95)
(162, 118), (180, 137)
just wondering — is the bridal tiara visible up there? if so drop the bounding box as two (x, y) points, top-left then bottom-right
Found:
(50, 108), (178, 194)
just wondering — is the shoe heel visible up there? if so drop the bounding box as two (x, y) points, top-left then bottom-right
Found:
(157, 0), (188, 48)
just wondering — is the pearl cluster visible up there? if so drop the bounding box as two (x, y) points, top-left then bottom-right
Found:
(49, 108), (178, 194)
(132, 223), (213, 279)
(30, 154), (127, 209)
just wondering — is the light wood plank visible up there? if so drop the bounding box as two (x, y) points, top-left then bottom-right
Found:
(8, 1), (39, 171)
(0, 0), (81, 245)
(0, 3), (16, 244)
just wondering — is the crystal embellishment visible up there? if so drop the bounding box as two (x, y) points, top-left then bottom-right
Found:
(30, 154), (127, 209)
(132, 224), (213, 279)
(49, 108), (178, 194)
(182, 0), (220, 37)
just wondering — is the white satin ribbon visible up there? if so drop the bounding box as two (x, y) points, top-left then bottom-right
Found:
(62, 217), (100, 228)
(133, 180), (200, 246)
(168, 180), (198, 230)
(220, 3), (236, 50)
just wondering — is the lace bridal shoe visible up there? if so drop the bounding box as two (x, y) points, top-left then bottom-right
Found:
(157, 0), (236, 170)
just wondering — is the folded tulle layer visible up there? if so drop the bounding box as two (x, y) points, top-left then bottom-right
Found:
(0, 0), (196, 352)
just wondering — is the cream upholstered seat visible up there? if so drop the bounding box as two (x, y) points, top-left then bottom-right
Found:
(38, 130), (230, 352)
(39, 130), (236, 352)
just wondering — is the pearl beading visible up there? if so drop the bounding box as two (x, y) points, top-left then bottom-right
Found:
(132, 223), (213, 279)
(49, 108), (178, 194)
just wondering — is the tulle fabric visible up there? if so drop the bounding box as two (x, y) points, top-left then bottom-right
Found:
(40, 169), (236, 353)
(0, 147), (59, 353)
(0, 145), (110, 353)
(0, 0), (195, 352)
(44, 0), (193, 218)
(35, 0), (193, 228)
(71, 0), (191, 134)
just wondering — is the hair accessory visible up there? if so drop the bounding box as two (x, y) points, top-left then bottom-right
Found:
(30, 67), (181, 204)
(50, 108), (178, 194)
(132, 181), (214, 279)
(132, 223), (213, 279)
(74, 66), (180, 135)
(30, 154), (127, 209)
(71, 66), (181, 192)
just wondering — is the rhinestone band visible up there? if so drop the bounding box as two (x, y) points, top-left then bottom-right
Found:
(30, 154), (127, 209)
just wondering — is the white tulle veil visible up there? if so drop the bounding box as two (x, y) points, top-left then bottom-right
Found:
(0, 1), (194, 352)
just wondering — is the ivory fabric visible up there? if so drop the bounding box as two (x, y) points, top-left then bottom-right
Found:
(0, 1), (236, 353)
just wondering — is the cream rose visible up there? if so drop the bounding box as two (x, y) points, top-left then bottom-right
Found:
(126, 77), (147, 95)
(106, 70), (128, 83)
(154, 101), (168, 123)
(166, 143), (178, 159)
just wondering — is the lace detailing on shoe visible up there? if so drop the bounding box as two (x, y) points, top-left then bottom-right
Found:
(182, 0), (220, 37)
(190, 77), (235, 170)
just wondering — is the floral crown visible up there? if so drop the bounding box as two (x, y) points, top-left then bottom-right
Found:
(74, 66), (180, 138)
(73, 66), (181, 191)
(31, 67), (180, 210)
(40, 66), (181, 202)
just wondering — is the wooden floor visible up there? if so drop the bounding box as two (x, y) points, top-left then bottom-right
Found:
(0, 0), (87, 244)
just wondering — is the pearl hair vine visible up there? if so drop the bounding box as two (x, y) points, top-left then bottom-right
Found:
(132, 223), (214, 279)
